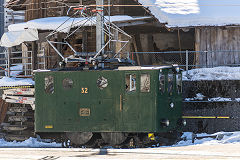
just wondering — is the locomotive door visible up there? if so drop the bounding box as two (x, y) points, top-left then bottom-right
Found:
(122, 72), (139, 131)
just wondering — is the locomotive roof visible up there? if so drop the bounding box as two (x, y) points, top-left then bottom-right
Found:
(117, 66), (172, 71)
(33, 66), (174, 73)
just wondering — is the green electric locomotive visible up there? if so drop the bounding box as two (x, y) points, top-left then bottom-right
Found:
(34, 65), (185, 147)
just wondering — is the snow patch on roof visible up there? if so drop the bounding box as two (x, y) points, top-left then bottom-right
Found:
(138, 0), (240, 27)
(8, 16), (150, 33)
(0, 77), (34, 87)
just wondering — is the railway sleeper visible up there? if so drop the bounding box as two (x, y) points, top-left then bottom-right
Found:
(2, 125), (28, 131)
(5, 134), (34, 141)
(8, 107), (28, 113)
(8, 116), (28, 122)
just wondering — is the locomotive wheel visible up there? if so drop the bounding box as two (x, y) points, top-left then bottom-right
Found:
(101, 132), (128, 145)
(66, 132), (93, 145)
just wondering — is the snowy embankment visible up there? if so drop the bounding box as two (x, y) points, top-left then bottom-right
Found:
(175, 131), (240, 147)
(0, 131), (240, 147)
(0, 137), (61, 148)
(182, 66), (240, 81)
(184, 93), (240, 102)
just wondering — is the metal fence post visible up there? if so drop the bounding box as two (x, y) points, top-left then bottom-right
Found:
(7, 48), (11, 77)
(127, 52), (130, 59)
(186, 50), (189, 74)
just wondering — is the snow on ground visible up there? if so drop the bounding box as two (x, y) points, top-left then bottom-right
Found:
(0, 131), (240, 148)
(185, 93), (234, 102)
(182, 66), (240, 81)
(0, 137), (61, 148)
(138, 0), (240, 27)
(5, 64), (23, 77)
(185, 93), (205, 101)
(175, 131), (240, 147)
(0, 77), (34, 87)
(0, 64), (35, 87)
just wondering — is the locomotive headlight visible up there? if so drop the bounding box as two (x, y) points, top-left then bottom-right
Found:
(172, 64), (180, 73)
(175, 67), (180, 73)
(161, 119), (170, 127)
(177, 119), (187, 126)
(183, 119), (187, 126)
(170, 102), (174, 108)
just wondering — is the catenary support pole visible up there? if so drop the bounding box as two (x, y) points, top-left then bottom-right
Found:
(96, 0), (105, 56)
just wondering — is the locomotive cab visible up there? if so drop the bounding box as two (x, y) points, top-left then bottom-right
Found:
(34, 65), (183, 147)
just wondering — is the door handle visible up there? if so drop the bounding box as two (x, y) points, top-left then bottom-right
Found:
(120, 94), (123, 111)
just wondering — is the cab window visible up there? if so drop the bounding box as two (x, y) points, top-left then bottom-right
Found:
(45, 76), (54, 94)
(168, 74), (174, 94)
(63, 78), (73, 90)
(140, 74), (150, 92)
(177, 74), (182, 93)
(126, 74), (136, 92)
(159, 74), (165, 93)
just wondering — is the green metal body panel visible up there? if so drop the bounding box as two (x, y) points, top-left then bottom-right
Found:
(35, 68), (182, 133)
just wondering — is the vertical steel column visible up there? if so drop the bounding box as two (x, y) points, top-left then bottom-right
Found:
(96, 0), (104, 54)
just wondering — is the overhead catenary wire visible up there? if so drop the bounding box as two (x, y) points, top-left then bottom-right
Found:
(5, 0), (70, 7)
(4, 1), (240, 8)
(3, 1), (240, 12)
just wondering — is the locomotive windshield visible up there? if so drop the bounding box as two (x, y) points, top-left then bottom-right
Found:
(159, 74), (165, 93)
(168, 74), (174, 94)
(177, 73), (182, 94)
(45, 76), (54, 94)
(126, 74), (136, 92)
(140, 74), (150, 92)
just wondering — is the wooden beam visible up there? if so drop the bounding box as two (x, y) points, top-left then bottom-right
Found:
(31, 41), (38, 71)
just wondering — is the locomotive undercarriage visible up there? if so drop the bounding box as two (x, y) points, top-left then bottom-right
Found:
(0, 103), (181, 148)
(39, 131), (181, 148)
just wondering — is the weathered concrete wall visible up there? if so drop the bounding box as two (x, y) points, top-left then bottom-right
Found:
(183, 80), (240, 133)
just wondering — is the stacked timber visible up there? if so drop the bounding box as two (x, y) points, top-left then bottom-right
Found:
(0, 88), (35, 141)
